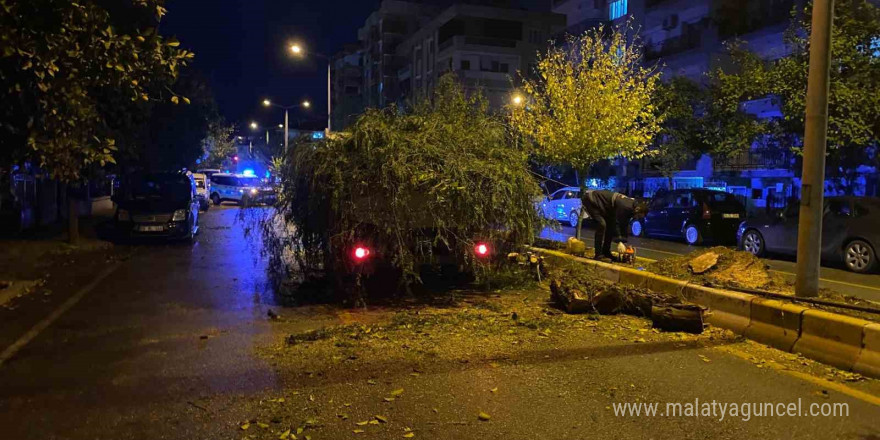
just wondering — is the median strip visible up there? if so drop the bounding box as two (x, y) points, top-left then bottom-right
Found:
(527, 245), (880, 379)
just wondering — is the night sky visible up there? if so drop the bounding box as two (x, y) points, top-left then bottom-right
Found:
(160, 0), (380, 130)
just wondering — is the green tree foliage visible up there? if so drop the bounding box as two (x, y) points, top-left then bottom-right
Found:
(651, 77), (710, 186)
(510, 22), (661, 236)
(251, 75), (542, 304)
(711, 0), (880, 190)
(202, 120), (237, 169)
(0, 0), (192, 181)
(510, 23), (662, 172)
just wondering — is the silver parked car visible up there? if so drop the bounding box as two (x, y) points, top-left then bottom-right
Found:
(538, 187), (589, 227)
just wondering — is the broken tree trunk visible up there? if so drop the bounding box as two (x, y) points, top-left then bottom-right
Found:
(651, 304), (705, 334)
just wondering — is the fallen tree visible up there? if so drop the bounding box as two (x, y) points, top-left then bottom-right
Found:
(247, 75), (543, 304)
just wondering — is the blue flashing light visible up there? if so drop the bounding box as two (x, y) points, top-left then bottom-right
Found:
(312, 131), (325, 139)
(242, 169), (256, 177)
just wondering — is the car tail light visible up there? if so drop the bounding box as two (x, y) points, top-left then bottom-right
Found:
(353, 246), (370, 261)
(474, 243), (490, 257)
(702, 202), (712, 219)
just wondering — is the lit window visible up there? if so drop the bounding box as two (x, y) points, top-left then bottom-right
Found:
(609, 0), (628, 20)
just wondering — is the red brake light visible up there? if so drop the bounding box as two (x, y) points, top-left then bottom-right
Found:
(702, 202), (712, 219)
(475, 243), (489, 257)
(353, 246), (370, 261)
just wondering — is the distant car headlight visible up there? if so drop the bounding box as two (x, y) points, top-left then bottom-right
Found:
(239, 189), (245, 194)
(117, 209), (130, 222)
(250, 188), (258, 195)
(172, 209), (187, 222)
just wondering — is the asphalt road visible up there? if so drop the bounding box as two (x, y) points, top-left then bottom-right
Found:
(0, 206), (878, 439)
(540, 225), (880, 303)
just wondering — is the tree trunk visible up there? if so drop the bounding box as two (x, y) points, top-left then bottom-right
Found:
(651, 304), (704, 334)
(68, 196), (79, 245)
(575, 168), (585, 240)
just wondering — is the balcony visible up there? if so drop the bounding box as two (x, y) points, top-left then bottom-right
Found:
(438, 36), (519, 54)
(714, 148), (794, 172)
(645, 20), (708, 60)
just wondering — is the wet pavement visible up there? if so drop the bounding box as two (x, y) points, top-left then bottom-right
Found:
(541, 225), (880, 302)
(0, 206), (878, 439)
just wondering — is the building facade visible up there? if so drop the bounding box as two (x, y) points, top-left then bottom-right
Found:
(396, 2), (566, 108)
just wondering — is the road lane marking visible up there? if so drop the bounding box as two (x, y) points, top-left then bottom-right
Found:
(717, 345), (880, 407)
(768, 269), (880, 293)
(0, 262), (121, 367)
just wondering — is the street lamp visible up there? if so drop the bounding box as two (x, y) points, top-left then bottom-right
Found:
(249, 121), (258, 130)
(262, 98), (312, 152)
(512, 95), (524, 106)
(288, 41), (331, 133)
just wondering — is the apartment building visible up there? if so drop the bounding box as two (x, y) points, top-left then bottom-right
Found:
(330, 44), (365, 131)
(395, 2), (566, 108)
(357, 1), (441, 109)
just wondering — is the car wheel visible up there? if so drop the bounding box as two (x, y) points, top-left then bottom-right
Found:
(684, 224), (703, 245)
(210, 193), (221, 206)
(630, 219), (643, 237)
(741, 230), (765, 257)
(844, 240), (876, 273)
(569, 211), (579, 228)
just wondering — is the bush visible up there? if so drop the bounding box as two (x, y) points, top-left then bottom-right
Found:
(249, 75), (542, 304)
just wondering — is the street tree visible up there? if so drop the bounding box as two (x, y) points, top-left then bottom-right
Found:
(0, 0), (193, 181)
(710, 0), (880, 193)
(510, 23), (662, 237)
(202, 120), (237, 169)
(651, 77), (710, 189)
(0, 0), (192, 242)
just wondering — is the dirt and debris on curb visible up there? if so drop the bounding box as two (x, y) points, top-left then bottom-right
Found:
(648, 246), (790, 292)
(647, 247), (880, 323)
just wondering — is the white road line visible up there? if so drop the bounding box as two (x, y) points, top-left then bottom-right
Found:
(0, 262), (121, 367)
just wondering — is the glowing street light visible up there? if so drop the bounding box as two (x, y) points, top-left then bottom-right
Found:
(249, 121), (258, 130)
(261, 98), (312, 152)
(511, 94), (524, 106)
(278, 124), (283, 129)
(287, 40), (331, 133)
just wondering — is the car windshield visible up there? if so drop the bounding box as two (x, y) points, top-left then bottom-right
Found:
(124, 174), (191, 202)
(237, 177), (261, 187)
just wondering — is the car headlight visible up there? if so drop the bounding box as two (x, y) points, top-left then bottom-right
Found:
(117, 209), (130, 222)
(250, 188), (258, 195)
(172, 209), (187, 221)
(239, 189), (245, 194)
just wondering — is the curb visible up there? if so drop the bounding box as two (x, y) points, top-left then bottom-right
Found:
(529, 246), (880, 378)
(682, 284), (752, 334)
(854, 323), (880, 378)
(793, 310), (868, 372)
(744, 298), (806, 353)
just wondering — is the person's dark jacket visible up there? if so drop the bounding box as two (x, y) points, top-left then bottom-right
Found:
(583, 190), (636, 240)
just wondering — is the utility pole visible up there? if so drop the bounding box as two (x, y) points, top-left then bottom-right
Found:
(795, 0), (834, 298)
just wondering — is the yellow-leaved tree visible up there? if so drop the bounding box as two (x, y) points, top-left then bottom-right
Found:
(510, 23), (662, 237)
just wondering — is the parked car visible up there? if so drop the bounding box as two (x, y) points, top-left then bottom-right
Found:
(192, 173), (210, 211)
(738, 197), (880, 273)
(538, 187), (589, 227)
(112, 171), (200, 241)
(209, 173), (275, 206)
(630, 189), (746, 245)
